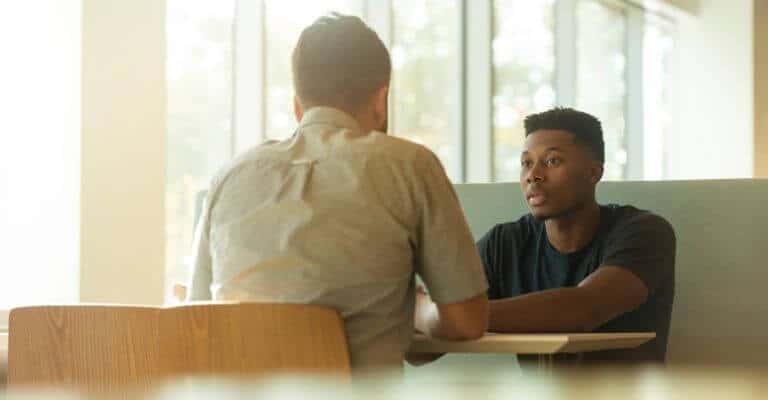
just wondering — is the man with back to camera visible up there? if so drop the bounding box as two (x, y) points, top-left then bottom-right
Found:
(475, 107), (676, 364)
(186, 13), (489, 374)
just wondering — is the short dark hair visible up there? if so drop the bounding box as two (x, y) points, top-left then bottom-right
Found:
(524, 107), (605, 163)
(292, 13), (391, 115)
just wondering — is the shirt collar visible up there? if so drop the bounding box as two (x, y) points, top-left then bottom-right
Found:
(297, 106), (362, 133)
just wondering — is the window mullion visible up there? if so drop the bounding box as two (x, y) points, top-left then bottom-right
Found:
(464, 0), (493, 183)
(626, 7), (645, 180)
(232, 0), (266, 152)
(555, 0), (577, 106)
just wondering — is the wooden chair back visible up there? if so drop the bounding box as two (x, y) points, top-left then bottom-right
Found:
(8, 303), (350, 393)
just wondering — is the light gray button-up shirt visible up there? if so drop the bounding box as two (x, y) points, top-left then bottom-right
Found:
(188, 107), (487, 372)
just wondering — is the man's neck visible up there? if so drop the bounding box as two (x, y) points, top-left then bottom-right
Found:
(355, 110), (382, 133)
(544, 201), (601, 254)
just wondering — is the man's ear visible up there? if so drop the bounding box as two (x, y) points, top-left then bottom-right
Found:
(589, 162), (604, 184)
(293, 96), (303, 122)
(373, 85), (388, 132)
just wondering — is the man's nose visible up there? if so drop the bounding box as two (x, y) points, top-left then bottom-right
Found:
(525, 164), (544, 184)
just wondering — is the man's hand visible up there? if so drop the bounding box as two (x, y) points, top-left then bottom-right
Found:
(410, 285), (446, 366)
(414, 284), (432, 329)
(413, 285), (435, 335)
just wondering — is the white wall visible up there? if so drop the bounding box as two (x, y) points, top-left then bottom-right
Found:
(0, 1), (82, 308)
(79, 0), (166, 304)
(667, 0), (754, 179)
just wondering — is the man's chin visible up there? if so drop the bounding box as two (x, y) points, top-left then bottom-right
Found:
(529, 209), (552, 222)
(531, 205), (579, 222)
(529, 204), (567, 221)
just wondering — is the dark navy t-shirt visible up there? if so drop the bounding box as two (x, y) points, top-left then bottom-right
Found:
(477, 204), (676, 363)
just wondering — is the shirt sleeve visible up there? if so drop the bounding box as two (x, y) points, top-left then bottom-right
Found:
(476, 225), (501, 300)
(187, 198), (213, 301)
(412, 149), (488, 304)
(601, 212), (676, 295)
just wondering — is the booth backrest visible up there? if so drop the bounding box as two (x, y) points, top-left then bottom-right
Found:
(454, 179), (768, 366)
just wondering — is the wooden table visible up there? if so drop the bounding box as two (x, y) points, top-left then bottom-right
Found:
(409, 332), (656, 368)
(0, 332), (656, 380)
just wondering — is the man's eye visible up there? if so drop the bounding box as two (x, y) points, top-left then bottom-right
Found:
(521, 160), (532, 168)
(545, 158), (561, 167)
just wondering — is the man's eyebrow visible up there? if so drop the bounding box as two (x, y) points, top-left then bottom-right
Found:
(522, 147), (567, 156)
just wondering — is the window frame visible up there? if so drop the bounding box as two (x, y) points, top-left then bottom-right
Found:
(192, 0), (681, 182)
(464, 0), (493, 182)
(572, 0), (631, 180)
(163, 0), (680, 296)
(233, 0), (469, 177)
(229, 0), (678, 183)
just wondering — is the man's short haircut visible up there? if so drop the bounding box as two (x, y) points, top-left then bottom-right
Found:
(292, 13), (391, 115)
(524, 107), (605, 163)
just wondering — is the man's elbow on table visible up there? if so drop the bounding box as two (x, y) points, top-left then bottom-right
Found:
(434, 293), (490, 340)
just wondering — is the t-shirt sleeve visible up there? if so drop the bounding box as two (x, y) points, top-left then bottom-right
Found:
(601, 212), (676, 294)
(477, 225), (502, 300)
(412, 149), (488, 304)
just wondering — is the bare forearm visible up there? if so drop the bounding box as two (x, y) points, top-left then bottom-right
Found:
(415, 294), (488, 340)
(488, 288), (602, 333)
(415, 302), (466, 340)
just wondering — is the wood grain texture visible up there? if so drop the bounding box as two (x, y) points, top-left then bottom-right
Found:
(7, 303), (350, 393)
(756, 0), (768, 177)
(160, 303), (351, 377)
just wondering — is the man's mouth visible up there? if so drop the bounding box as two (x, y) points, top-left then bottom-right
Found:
(526, 191), (547, 207)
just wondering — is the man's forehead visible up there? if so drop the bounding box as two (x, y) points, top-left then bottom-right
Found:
(523, 129), (576, 151)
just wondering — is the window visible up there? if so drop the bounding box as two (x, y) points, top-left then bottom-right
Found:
(165, 0), (235, 292)
(643, 17), (675, 180)
(165, 0), (680, 294)
(263, 0), (364, 140)
(576, 0), (628, 180)
(492, 0), (556, 182)
(391, 0), (461, 181)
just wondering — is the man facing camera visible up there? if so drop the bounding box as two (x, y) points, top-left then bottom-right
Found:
(187, 14), (488, 374)
(479, 108), (675, 363)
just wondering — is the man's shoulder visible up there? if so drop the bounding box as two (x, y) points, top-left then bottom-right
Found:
(207, 134), (440, 195)
(364, 132), (440, 164)
(207, 141), (282, 192)
(232, 131), (437, 170)
(602, 204), (676, 245)
(605, 205), (674, 232)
